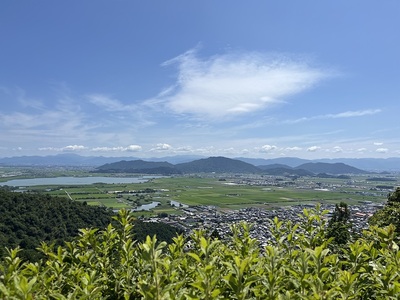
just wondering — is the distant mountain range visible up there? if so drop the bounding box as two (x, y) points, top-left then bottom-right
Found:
(94, 156), (368, 176)
(1, 153), (400, 172)
(96, 160), (181, 175)
(96, 157), (261, 175)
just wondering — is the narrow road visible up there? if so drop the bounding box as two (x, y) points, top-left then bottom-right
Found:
(64, 190), (73, 200)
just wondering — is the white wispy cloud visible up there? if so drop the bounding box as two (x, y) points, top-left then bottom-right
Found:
(91, 145), (142, 152)
(86, 94), (157, 130)
(87, 94), (136, 112)
(285, 146), (302, 151)
(259, 144), (278, 153)
(39, 144), (142, 153)
(241, 149), (250, 154)
(332, 146), (343, 153)
(125, 145), (142, 152)
(307, 146), (321, 152)
(150, 143), (173, 151)
(376, 148), (389, 153)
(0, 98), (89, 140)
(331, 109), (382, 118)
(38, 147), (60, 152)
(63, 145), (87, 151)
(152, 49), (328, 119)
(285, 109), (382, 124)
(373, 142), (383, 146)
(174, 146), (193, 153)
(39, 145), (87, 152)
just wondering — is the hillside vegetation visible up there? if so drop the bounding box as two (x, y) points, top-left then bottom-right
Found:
(94, 156), (367, 176)
(96, 160), (181, 175)
(0, 188), (113, 261)
(1, 206), (400, 299)
(295, 162), (367, 175)
(0, 189), (181, 261)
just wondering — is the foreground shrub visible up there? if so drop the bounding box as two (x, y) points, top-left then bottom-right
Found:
(1, 206), (400, 299)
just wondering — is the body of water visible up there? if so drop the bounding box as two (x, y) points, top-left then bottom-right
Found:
(0, 176), (160, 187)
(132, 201), (160, 211)
(170, 200), (189, 208)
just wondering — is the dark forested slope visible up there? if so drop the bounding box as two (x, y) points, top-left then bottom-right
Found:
(0, 188), (114, 260)
(95, 159), (180, 175)
(0, 188), (181, 261)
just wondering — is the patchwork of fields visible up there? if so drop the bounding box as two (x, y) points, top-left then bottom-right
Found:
(4, 173), (392, 216)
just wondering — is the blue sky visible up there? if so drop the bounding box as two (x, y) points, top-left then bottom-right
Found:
(1, 1), (399, 159)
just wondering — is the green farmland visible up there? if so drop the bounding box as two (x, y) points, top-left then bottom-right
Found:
(18, 174), (390, 216)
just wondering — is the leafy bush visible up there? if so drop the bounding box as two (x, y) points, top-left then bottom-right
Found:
(369, 187), (400, 234)
(1, 206), (400, 299)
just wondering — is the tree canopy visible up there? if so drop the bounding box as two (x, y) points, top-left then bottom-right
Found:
(369, 186), (400, 234)
(387, 187), (400, 204)
(1, 207), (400, 299)
(326, 202), (352, 245)
(0, 188), (181, 262)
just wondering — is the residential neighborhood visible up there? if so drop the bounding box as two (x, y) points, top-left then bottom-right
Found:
(149, 201), (385, 246)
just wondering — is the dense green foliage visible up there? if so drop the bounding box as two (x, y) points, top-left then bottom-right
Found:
(131, 220), (183, 245)
(326, 202), (352, 245)
(0, 189), (181, 262)
(0, 188), (114, 261)
(1, 207), (400, 299)
(369, 187), (400, 233)
(387, 187), (400, 204)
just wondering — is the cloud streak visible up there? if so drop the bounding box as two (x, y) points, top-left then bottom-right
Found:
(87, 94), (137, 112)
(91, 145), (142, 152)
(150, 143), (173, 152)
(285, 109), (382, 124)
(39, 145), (142, 153)
(154, 49), (329, 119)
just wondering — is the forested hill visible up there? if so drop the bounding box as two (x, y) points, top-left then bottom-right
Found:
(2, 154), (400, 171)
(175, 156), (261, 173)
(95, 159), (180, 174)
(295, 162), (367, 174)
(0, 188), (181, 261)
(0, 188), (114, 261)
(96, 156), (263, 174)
(95, 156), (367, 175)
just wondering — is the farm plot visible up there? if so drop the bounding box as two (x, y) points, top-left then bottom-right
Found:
(23, 175), (387, 214)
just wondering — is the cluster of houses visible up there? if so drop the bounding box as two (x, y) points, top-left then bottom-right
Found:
(150, 201), (385, 246)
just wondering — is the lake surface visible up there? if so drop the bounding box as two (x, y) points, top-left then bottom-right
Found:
(170, 200), (189, 208)
(133, 201), (160, 211)
(0, 176), (159, 187)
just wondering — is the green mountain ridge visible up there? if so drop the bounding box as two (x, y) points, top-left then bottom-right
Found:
(295, 162), (367, 174)
(1, 154), (399, 171)
(95, 160), (181, 174)
(95, 156), (368, 175)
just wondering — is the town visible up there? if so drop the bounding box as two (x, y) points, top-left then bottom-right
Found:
(147, 200), (384, 246)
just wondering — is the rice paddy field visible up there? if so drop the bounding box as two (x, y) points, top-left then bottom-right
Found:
(4, 172), (393, 216)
